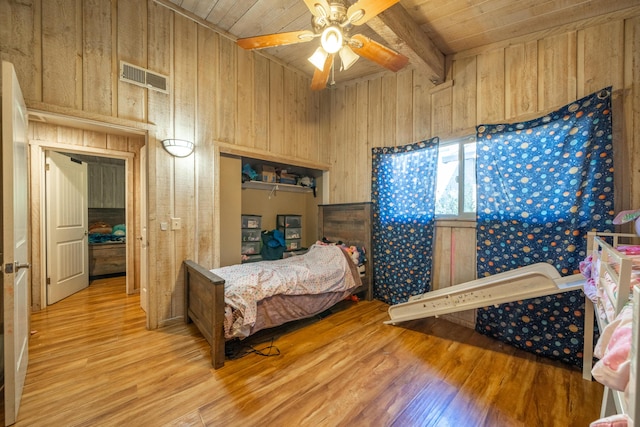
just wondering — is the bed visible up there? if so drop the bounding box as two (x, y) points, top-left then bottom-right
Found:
(184, 202), (373, 369)
(88, 220), (126, 277)
(582, 232), (640, 425)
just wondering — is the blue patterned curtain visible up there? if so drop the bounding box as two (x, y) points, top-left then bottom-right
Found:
(371, 138), (439, 304)
(475, 87), (614, 367)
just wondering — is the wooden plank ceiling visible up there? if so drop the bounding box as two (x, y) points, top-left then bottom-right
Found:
(159, 0), (639, 86)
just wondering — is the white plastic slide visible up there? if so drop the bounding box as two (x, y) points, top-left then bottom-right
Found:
(385, 263), (586, 325)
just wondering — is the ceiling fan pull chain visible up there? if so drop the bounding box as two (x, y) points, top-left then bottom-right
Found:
(331, 59), (336, 86)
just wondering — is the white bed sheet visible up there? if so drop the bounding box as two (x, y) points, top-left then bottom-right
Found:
(211, 244), (360, 339)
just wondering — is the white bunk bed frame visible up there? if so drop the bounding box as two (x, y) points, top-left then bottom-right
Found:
(583, 232), (640, 422)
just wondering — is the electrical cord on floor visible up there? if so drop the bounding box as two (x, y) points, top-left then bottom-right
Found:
(225, 307), (347, 361)
(226, 336), (281, 360)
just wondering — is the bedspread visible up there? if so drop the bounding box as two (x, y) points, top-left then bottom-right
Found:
(211, 244), (360, 339)
(593, 304), (633, 392)
(581, 250), (640, 323)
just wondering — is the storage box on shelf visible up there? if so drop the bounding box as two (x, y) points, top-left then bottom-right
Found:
(255, 165), (276, 183)
(277, 214), (302, 252)
(243, 254), (263, 263)
(242, 228), (261, 243)
(281, 227), (301, 239)
(241, 241), (260, 255)
(242, 215), (262, 229)
(285, 239), (301, 250)
(278, 215), (301, 228)
(279, 172), (297, 185)
(241, 214), (262, 259)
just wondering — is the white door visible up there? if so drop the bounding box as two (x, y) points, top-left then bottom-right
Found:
(139, 146), (148, 313)
(45, 151), (89, 305)
(2, 61), (30, 426)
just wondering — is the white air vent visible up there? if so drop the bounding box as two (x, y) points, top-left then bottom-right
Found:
(119, 61), (168, 93)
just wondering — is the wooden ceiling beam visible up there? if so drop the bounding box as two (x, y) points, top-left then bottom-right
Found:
(365, 3), (445, 84)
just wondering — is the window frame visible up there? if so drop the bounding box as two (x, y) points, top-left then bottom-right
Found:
(435, 134), (477, 220)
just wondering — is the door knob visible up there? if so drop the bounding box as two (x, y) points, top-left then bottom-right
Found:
(15, 262), (30, 270)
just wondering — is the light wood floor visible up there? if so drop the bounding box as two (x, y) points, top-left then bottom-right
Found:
(16, 276), (603, 426)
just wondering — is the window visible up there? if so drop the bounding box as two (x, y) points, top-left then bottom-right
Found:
(435, 135), (476, 218)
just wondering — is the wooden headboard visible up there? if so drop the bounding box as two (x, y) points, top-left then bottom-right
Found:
(318, 203), (373, 300)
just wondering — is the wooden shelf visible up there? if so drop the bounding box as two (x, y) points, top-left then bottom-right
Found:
(241, 180), (312, 193)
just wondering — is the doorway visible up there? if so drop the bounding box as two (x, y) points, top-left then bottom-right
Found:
(27, 112), (148, 316)
(45, 152), (131, 304)
(73, 154), (128, 281)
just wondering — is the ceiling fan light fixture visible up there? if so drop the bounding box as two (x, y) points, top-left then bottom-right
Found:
(320, 26), (343, 54)
(314, 3), (328, 17)
(308, 46), (329, 70)
(339, 45), (359, 71)
(347, 9), (365, 24)
(238, 0), (408, 91)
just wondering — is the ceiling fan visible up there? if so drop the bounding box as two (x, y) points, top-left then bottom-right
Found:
(236, 0), (409, 90)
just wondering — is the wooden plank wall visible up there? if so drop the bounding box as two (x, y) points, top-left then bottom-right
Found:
(1, 0), (326, 328)
(328, 13), (639, 210)
(2, 0), (639, 330)
(327, 11), (640, 308)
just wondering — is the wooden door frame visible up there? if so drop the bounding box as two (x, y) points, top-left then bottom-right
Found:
(39, 146), (134, 300)
(27, 110), (149, 316)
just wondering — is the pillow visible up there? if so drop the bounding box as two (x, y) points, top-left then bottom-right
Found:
(112, 224), (126, 236)
(89, 221), (112, 234)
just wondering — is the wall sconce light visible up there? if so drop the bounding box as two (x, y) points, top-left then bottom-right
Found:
(161, 139), (194, 157)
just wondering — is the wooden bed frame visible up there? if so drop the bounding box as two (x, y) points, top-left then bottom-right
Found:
(317, 202), (373, 300)
(184, 202), (373, 369)
(183, 260), (226, 369)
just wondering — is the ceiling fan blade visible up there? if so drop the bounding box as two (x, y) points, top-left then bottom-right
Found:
(347, 0), (399, 26)
(237, 30), (315, 50)
(311, 54), (334, 91)
(303, 0), (331, 17)
(350, 34), (408, 72)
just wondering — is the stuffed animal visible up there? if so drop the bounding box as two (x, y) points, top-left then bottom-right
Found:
(340, 245), (366, 275)
(348, 246), (360, 265)
(112, 224), (126, 236)
(613, 208), (640, 236)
